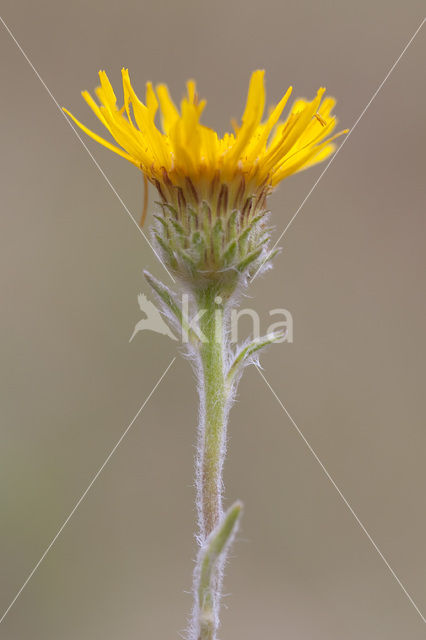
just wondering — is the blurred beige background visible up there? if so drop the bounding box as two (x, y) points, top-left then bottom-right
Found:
(0, 1), (425, 638)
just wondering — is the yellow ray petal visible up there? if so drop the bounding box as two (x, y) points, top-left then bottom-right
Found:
(96, 70), (117, 107)
(156, 83), (180, 134)
(145, 81), (158, 120)
(271, 128), (348, 183)
(121, 69), (170, 167)
(186, 79), (197, 104)
(263, 88), (326, 172)
(81, 90), (109, 128)
(65, 70), (347, 198)
(227, 70), (265, 162)
(247, 86), (293, 160)
(62, 107), (139, 165)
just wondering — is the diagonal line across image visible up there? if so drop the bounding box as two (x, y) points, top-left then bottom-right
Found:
(0, 15), (176, 284)
(255, 364), (426, 625)
(1, 7), (425, 636)
(0, 357), (176, 626)
(250, 17), (425, 282)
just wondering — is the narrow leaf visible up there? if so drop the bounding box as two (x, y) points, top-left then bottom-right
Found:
(144, 270), (199, 344)
(154, 233), (178, 269)
(198, 502), (243, 612)
(227, 331), (286, 384)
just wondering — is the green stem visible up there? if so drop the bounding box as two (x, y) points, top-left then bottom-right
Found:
(196, 284), (227, 540)
(192, 284), (229, 640)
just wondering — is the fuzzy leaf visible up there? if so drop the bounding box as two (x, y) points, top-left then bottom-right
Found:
(201, 202), (212, 240)
(222, 239), (237, 265)
(143, 270), (200, 344)
(177, 248), (198, 278)
(169, 218), (185, 235)
(227, 209), (239, 241)
(252, 247), (281, 277)
(198, 502), (242, 626)
(154, 233), (178, 269)
(236, 246), (263, 272)
(187, 207), (199, 233)
(238, 212), (265, 253)
(227, 331), (286, 384)
(191, 231), (206, 265)
(212, 218), (224, 263)
(153, 214), (168, 230)
(155, 201), (178, 218)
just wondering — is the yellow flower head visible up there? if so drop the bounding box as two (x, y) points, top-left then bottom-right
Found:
(64, 69), (347, 220)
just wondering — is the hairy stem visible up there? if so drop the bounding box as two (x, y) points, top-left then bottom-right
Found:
(197, 285), (228, 540)
(192, 284), (229, 640)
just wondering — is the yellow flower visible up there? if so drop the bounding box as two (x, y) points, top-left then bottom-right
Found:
(64, 69), (347, 221)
